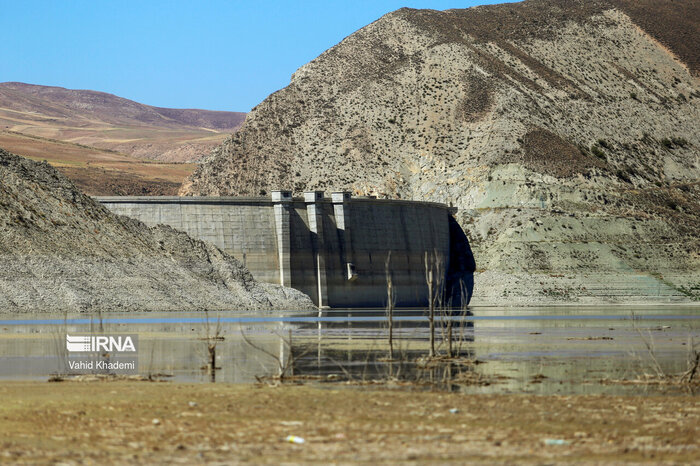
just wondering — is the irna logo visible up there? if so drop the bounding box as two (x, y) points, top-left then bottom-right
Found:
(66, 334), (137, 353)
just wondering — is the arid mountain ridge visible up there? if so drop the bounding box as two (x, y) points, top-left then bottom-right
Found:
(181, 0), (700, 304)
(0, 82), (246, 162)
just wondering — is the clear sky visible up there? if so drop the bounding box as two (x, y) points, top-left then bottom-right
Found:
(2, 0), (517, 112)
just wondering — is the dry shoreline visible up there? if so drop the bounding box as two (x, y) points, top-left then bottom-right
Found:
(0, 381), (698, 464)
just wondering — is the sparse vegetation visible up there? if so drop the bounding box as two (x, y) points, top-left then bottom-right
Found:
(616, 169), (632, 183)
(659, 137), (689, 150)
(671, 137), (689, 147)
(590, 145), (606, 160)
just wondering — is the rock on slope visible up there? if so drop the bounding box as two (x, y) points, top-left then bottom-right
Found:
(0, 148), (314, 313)
(181, 0), (699, 305)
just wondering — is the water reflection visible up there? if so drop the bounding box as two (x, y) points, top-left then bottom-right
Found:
(0, 306), (697, 395)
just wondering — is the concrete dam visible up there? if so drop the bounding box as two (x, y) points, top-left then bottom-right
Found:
(97, 192), (474, 308)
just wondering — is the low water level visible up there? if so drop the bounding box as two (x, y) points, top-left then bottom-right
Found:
(0, 306), (698, 395)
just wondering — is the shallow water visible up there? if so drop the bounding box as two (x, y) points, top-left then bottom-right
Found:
(0, 306), (698, 395)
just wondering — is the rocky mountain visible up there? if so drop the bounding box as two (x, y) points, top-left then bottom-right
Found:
(0, 82), (246, 162)
(181, 0), (699, 305)
(0, 148), (313, 313)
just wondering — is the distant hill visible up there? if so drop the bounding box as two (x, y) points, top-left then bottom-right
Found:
(181, 0), (699, 305)
(0, 82), (246, 162)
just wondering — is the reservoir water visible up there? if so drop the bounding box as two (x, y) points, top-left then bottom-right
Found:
(0, 306), (697, 395)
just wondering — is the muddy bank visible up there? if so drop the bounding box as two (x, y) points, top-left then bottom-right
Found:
(0, 382), (697, 464)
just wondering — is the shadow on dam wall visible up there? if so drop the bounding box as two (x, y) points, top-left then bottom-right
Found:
(96, 192), (475, 309)
(446, 216), (476, 308)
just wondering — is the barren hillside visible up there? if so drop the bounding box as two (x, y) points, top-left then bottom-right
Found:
(181, 0), (700, 305)
(0, 82), (246, 162)
(0, 130), (194, 195)
(0, 148), (313, 313)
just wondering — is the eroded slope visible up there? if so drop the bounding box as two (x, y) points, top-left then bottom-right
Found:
(0, 148), (313, 313)
(181, 0), (699, 304)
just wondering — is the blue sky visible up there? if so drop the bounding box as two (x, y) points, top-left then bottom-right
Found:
(2, 0), (516, 112)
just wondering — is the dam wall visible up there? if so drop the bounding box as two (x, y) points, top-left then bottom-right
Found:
(96, 192), (471, 308)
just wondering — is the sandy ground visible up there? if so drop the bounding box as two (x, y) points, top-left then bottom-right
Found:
(0, 381), (697, 464)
